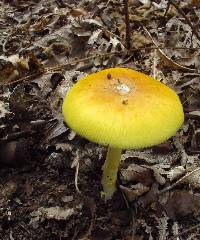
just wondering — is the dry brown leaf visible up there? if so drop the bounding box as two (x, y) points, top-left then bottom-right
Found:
(70, 8), (88, 17)
(132, 33), (151, 48)
(191, 0), (200, 7)
(120, 183), (150, 202)
(164, 191), (200, 220)
(120, 163), (153, 186)
(31, 206), (77, 220)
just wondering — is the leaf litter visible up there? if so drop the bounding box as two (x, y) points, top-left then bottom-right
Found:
(0, 0), (200, 239)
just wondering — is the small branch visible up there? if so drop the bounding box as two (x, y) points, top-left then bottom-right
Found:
(3, 46), (199, 87)
(143, 26), (197, 72)
(71, 150), (81, 194)
(0, 130), (35, 144)
(163, 0), (171, 17)
(168, 222), (200, 240)
(159, 167), (200, 195)
(2, 72), (43, 87)
(75, 160), (81, 194)
(123, 0), (131, 49)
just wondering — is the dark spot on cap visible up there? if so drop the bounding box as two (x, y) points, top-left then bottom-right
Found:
(107, 73), (112, 79)
(122, 99), (128, 105)
(117, 79), (121, 84)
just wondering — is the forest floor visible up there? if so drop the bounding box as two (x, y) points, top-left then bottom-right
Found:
(0, 0), (200, 239)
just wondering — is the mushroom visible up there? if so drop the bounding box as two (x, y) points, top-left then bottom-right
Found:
(62, 68), (184, 200)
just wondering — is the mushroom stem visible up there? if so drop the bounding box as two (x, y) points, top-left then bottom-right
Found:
(101, 146), (122, 200)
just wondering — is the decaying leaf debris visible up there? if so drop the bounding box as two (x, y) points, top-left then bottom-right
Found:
(0, 0), (200, 239)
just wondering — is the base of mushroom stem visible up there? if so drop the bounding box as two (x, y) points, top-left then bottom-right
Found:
(101, 182), (117, 201)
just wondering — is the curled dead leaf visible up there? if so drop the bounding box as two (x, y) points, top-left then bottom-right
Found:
(120, 183), (150, 202)
(120, 163), (153, 186)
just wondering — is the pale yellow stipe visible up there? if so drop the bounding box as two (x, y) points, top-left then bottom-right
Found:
(101, 147), (122, 200)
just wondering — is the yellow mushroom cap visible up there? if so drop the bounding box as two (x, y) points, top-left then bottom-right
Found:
(62, 68), (184, 149)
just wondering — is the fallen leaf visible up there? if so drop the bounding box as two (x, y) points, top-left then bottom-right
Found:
(120, 183), (150, 202)
(70, 8), (88, 17)
(120, 163), (153, 186)
(132, 33), (151, 48)
(31, 205), (82, 220)
(164, 190), (200, 220)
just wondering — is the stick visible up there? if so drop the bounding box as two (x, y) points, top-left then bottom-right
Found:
(168, 222), (200, 240)
(159, 167), (200, 195)
(123, 0), (131, 49)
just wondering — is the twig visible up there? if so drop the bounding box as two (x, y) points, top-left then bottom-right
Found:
(2, 52), (120, 86)
(75, 160), (81, 194)
(19, 223), (30, 234)
(182, 93), (197, 106)
(168, 222), (200, 240)
(143, 26), (197, 72)
(45, 51), (122, 72)
(3, 46), (199, 87)
(159, 167), (200, 195)
(123, 0), (131, 49)
(71, 150), (81, 194)
(0, 130), (35, 144)
(163, 0), (171, 17)
(168, 0), (200, 41)
(3, 72), (44, 86)
(153, 49), (157, 79)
